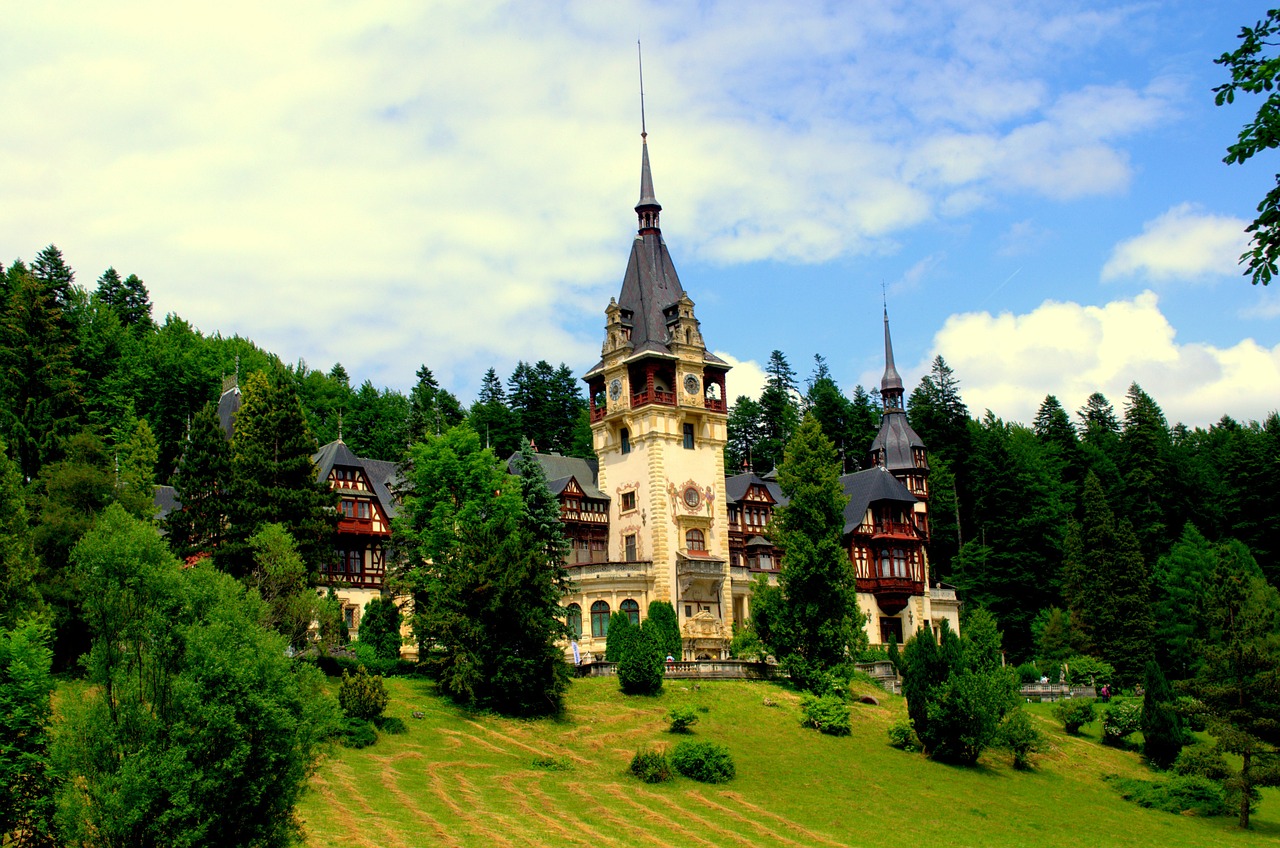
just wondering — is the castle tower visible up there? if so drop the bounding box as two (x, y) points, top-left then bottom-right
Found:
(583, 130), (733, 659)
(868, 306), (931, 532)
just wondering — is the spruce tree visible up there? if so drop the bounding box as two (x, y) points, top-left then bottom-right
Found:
(1121, 383), (1173, 563)
(1140, 661), (1184, 769)
(167, 402), (231, 562)
(805, 354), (858, 472)
(751, 413), (862, 690)
(0, 437), (39, 627)
(406, 364), (464, 442)
(220, 371), (336, 579)
(1151, 524), (1216, 679)
(755, 350), (800, 473)
(725, 395), (763, 473)
(395, 426), (570, 716)
(468, 367), (520, 456)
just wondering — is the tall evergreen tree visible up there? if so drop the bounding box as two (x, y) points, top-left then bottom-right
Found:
(220, 371), (336, 579)
(346, 380), (410, 460)
(468, 367), (520, 456)
(847, 384), (881, 467)
(906, 356), (970, 464)
(805, 354), (858, 472)
(1185, 543), (1280, 828)
(396, 427), (570, 716)
(407, 364), (464, 442)
(755, 350), (800, 473)
(0, 438), (39, 627)
(30, 245), (76, 312)
(1120, 383), (1173, 563)
(1062, 472), (1155, 685)
(1140, 661), (1184, 769)
(166, 402), (231, 562)
(113, 417), (159, 520)
(725, 395), (763, 473)
(95, 267), (154, 331)
(750, 413), (863, 690)
(1151, 523), (1217, 679)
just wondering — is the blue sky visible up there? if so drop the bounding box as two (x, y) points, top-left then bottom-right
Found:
(4, 1), (1279, 427)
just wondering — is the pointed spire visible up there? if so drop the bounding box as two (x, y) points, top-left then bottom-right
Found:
(635, 41), (661, 233)
(881, 305), (904, 408)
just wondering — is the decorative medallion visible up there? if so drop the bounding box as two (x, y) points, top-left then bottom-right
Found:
(608, 378), (622, 400)
(683, 374), (700, 395)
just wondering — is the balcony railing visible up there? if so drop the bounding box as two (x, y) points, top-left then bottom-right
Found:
(704, 398), (727, 412)
(872, 521), (917, 538)
(590, 406), (606, 422)
(631, 389), (676, 408)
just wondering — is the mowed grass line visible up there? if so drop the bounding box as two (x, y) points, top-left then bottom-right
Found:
(298, 676), (1280, 848)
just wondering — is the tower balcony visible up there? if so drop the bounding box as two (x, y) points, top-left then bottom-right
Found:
(631, 388), (676, 408)
(856, 576), (924, 615)
(870, 521), (917, 540)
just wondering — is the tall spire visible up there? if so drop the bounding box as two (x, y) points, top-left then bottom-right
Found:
(635, 41), (661, 233)
(881, 305), (904, 409)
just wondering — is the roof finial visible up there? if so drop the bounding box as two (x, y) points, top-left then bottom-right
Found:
(337, 409), (343, 442)
(638, 40), (647, 140)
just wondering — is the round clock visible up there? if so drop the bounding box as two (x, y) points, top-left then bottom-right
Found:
(683, 374), (700, 395)
(683, 485), (702, 509)
(608, 378), (622, 401)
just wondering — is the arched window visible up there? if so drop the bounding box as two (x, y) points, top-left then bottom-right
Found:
(567, 603), (582, 638)
(686, 528), (706, 551)
(621, 599), (640, 625)
(590, 601), (610, 637)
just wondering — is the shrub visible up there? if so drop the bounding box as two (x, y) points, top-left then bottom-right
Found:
(925, 668), (1019, 764)
(888, 718), (920, 752)
(647, 601), (682, 659)
(339, 665), (389, 721)
(800, 694), (851, 736)
(997, 708), (1046, 770)
(1173, 746), (1231, 782)
(1015, 662), (1041, 685)
(1053, 698), (1096, 734)
(359, 596), (403, 660)
(671, 741), (735, 783)
(339, 718), (378, 749)
(668, 705), (699, 733)
(531, 756), (572, 771)
(1105, 774), (1228, 817)
(604, 611), (633, 662)
(629, 747), (672, 784)
(617, 622), (664, 696)
(1141, 661), (1184, 769)
(1174, 696), (1207, 733)
(1102, 701), (1141, 748)
(1063, 655), (1114, 686)
(374, 715), (407, 735)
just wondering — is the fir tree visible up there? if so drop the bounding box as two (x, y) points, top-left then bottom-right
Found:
(468, 367), (520, 456)
(1121, 383), (1173, 563)
(805, 354), (858, 472)
(1140, 661), (1184, 769)
(725, 395), (763, 473)
(1151, 524), (1217, 679)
(166, 402), (230, 562)
(0, 438), (39, 627)
(395, 426), (569, 716)
(30, 245), (75, 311)
(750, 413), (862, 690)
(96, 267), (154, 331)
(407, 364), (464, 442)
(755, 350), (800, 473)
(220, 371), (336, 579)
(114, 417), (159, 520)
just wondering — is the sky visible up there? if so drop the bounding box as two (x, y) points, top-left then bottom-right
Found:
(5, 0), (1280, 429)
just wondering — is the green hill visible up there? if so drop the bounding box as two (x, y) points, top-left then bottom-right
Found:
(298, 676), (1277, 847)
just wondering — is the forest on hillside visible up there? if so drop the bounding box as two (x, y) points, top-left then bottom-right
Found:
(2, 241), (1278, 672)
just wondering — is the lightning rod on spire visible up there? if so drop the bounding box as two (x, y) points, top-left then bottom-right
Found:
(637, 40), (647, 138)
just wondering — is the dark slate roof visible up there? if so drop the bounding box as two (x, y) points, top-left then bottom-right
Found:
(506, 452), (608, 501)
(312, 439), (400, 520)
(154, 485), (179, 520)
(724, 472), (786, 506)
(312, 439), (363, 479)
(618, 232), (684, 355)
(840, 467), (918, 534)
(217, 386), (241, 439)
(868, 409), (927, 473)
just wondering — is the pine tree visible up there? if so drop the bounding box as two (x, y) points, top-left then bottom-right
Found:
(468, 367), (520, 456)
(1151, 524), (1216, 679)
(166, 402), (231, 562)
(805, 354), (858, 472)
(1140, 661), (1184, 769)
(220, 371), (336, 579)
(1185, 544), (1280, 828)
(395, 426), (570, 716)
(1062, 472), (1155, 685)
(30, 245), (75, 312)
(750, 413), (862, 690)
(407, 364), (464, 442)
(725, 395), (763, 473)
(1121, 383), (1173, 563)
(755, 350), (800, 473)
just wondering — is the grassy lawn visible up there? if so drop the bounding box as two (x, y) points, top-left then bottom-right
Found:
(297, 677), (1279, 847)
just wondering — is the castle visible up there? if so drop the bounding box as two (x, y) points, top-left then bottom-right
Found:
(188, 128), (962, 658)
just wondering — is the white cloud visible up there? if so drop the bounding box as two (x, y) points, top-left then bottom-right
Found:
(929, 291), (1280, 428)
(715, 352), (769, 402)
(0, 1), (1192, 399)
(1102, 204), (1249, 283)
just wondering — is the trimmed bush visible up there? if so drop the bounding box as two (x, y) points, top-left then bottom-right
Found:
(617, 621), (664, 696)
(888, 718), (920, 752)
(1102, 701), (1141, 748)
(646, 601), (682, 660)
(671, 741), (735, 783)
(604, 610), (633, 662)
(629, 747), (672, 784)
(997, 708), (1046, 770)
(339, 665), (389, 721)
(1105, 774), (1228, 817)
(339, 718), (378, 749)
(1052, 698), (1096, 734)
(1014, 662), (1040, 685)
(800, 693), (851, 736)
(1173, 746), (1230, 782)
(668, 705), (699, 733)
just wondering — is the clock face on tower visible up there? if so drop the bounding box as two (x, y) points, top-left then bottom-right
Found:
(608, 379), (622, 401)
(683, 374), (700, 395)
